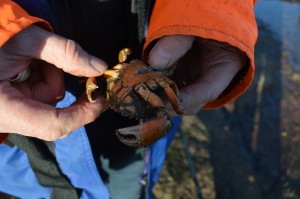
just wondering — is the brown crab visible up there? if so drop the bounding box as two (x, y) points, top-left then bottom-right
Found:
(86, 48), (184, 147)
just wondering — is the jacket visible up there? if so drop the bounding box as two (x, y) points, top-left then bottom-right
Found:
(0, 0), (258, 198)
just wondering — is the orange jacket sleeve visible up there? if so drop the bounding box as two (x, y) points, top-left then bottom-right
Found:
(0, 0), (51, 143)
(0, 0), (52, 47)
(144, 0), (258, 109)
(0, 134), (9, 144)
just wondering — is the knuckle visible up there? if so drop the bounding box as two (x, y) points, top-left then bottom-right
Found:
(89, 110), (99, 122)
(87, 104), (103, 123)
(64, 39), (79, 63)
(60, 39), (82, 73)
(84, 109), (98, 124)
(45, 112), (69, 141)
(43, 128), (65, 141)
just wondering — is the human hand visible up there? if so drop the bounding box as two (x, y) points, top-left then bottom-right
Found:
(148, 35), (246, 115)
(0, 25), (108, 140)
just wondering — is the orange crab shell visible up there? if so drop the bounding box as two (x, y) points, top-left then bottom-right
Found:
(104, 60), (163, 119)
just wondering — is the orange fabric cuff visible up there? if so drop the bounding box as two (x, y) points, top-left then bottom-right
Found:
(0, 0), (52, 47)
(0, 133), (9, 144)
(144, 0), (258, 109)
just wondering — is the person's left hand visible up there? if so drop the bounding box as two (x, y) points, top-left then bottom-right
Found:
(148, 35), (247, 115)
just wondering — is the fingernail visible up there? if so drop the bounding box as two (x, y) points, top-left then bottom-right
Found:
(149, 46), (171, 69)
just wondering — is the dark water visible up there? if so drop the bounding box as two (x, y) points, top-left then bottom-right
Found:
(195, 1), (300, 198)
(255, 0), (300, 67)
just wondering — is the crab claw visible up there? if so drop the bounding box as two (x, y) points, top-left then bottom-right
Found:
(116, 115), (172, 147)
(86, 77), (98, 103)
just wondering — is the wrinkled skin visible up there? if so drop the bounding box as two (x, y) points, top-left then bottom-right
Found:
(86, 49), (184, 147)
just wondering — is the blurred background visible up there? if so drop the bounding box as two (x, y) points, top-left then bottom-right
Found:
(153, 0), (300, 198)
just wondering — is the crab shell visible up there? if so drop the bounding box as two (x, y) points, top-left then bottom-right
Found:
(106, 60), (163, 119)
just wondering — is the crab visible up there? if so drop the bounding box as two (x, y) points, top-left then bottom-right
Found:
(86, 48), (184, 147)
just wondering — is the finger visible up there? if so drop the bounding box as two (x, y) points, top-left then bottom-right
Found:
(164, 58), (243, 116)
(2, 25), (108, 77)
(148, 35), (194, 70)
(180, 62), (241, 114)
(53, 93), (109, 139)
(12, 61), (65, 104)
(0, 83), (108, 140)
(31, 61), (65, 104)
(0, 49), (32, 80)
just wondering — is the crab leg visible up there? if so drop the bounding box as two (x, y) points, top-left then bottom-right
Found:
(156, 77), (184, 114)
(118, 48), (132, 63)
(115, 83), (173, 147)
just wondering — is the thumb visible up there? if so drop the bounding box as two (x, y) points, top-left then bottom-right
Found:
(148, 35), (194, 70)
(5, 25), (107, 77)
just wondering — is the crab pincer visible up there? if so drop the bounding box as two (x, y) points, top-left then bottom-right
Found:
(115, 82), (176, 147)
(116, 113), (172, 147)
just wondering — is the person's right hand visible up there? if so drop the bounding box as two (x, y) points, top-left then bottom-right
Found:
(0, 25), (108, 141)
